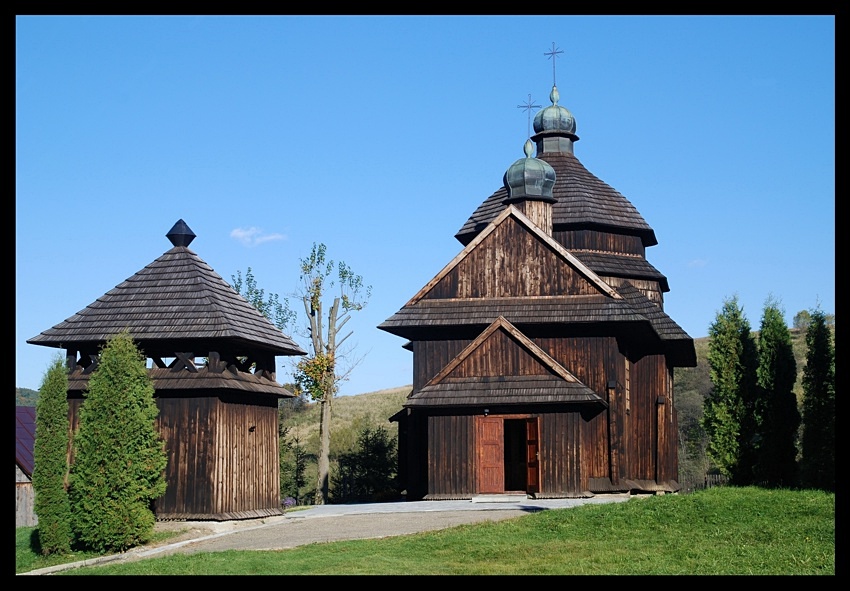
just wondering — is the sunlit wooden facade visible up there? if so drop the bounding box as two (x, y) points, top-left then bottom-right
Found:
(29, 220), (306, 520)
(380, 84), (696, 500)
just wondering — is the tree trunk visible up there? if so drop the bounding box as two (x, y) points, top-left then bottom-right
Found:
(315, 396), (332, 504)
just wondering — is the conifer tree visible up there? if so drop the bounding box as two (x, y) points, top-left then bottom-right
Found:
(800, 308), (835, 491)
(69, 330), (167, 553)
(702, 295), (759, 483)
(32, 355), (73, 555)
(754, 297), (801, 487)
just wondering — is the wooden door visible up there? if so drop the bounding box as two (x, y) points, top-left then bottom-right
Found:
(477, 416), (504, 493)
(526, 417), (540, 494)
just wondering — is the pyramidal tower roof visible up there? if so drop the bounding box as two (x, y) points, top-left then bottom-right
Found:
(28, 220), (306, 357)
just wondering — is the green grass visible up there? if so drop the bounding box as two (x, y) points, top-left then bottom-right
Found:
(15, 526), (182, 574)
(17, 487), (834, 575)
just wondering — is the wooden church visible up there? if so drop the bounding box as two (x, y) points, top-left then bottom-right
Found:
(28, 220), (306, 520)
(379, 67), (697, 500)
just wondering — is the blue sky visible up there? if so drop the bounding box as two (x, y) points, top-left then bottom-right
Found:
(16, 15), (835, 395)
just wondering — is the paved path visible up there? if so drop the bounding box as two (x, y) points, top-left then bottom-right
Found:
(21, 494), (632, 575)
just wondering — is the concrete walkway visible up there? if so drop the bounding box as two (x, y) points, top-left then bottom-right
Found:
(19, 494), (633, 575)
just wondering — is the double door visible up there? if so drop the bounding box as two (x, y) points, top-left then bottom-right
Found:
(476, 415), (540, 494)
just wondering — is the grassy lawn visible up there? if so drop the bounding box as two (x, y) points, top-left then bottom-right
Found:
(16, 486), (834, 575)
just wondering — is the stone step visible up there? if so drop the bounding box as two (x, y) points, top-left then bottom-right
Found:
(471, 494), (529, 503)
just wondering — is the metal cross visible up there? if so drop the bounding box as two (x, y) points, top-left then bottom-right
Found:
(544, 42), (564, 86)
(517, 93), (541, 139)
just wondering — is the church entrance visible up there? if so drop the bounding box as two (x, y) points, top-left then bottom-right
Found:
(476, 415), (539, 495)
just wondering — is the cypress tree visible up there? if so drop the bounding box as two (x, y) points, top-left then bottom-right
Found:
(32, 355), (73, 555)
(702, 295), (759, 484)
(800, 308), (835, 490)
(754, 297), (801, 487)
(69, 330), (167, 553)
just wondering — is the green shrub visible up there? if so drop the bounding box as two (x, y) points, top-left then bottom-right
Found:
(331, 426), (398, 503)
(69, 330), (167, 553)
(32, 355), (73, 555)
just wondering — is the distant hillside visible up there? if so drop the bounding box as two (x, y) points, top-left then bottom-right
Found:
(16, 388), (38, 407)
(281, 385), (412, 459)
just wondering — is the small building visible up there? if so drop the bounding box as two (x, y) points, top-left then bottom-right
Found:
(380, 80), (696, 501)
(16, 406), (37, 527)
(28, 220), (306, 520)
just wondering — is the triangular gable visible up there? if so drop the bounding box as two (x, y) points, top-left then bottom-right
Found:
(409, 316), (604, 407)
(426, 316), (581, 386)
(406, 205), (620, 306)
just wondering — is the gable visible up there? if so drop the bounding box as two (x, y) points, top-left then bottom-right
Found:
(407, 317), (605, 407)
(431, 318), (574, 383)
(410, 206), (620, 304)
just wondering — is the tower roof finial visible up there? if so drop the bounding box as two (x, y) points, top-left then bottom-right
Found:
(544, 42), (564, 87)
(166, 219), (196, 247)
(517, 93), (541, 139)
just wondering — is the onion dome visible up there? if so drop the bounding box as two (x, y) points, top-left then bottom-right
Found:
(533, 85), (576, 136)
(502, 138), (557, 204)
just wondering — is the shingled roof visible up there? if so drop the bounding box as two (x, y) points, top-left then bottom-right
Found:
(28, 220), (306, 358)
(455, 152), (657, 247)
(16, 406), (36, 478)
(614, 281), (696, 366)
(572, 251), (670, 292)
(379, 295), (650, 336)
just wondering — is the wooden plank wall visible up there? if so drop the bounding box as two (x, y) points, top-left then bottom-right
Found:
(456, 329), (548, 377)
(539, 412), (583, 493)
(429, 222), (601, 300)
(156, 397), (214, 516)
(427, 414), (474, 498)
(413, 340), (470, 391)
(67, 394), (280, 520)
(628, 354), (676, 482)
(553, 229), (646, 257)
(210, 397), (280, 517)
(16, 465), (37, 527)
(534, 335), (618, 482)
(657, 365), (678, 483)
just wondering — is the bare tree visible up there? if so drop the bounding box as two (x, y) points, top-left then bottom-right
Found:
(293, 243), (371, 505)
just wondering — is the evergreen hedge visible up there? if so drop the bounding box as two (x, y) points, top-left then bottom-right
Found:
(69, 331), (167, 553)
(32, 355), (73, 555)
